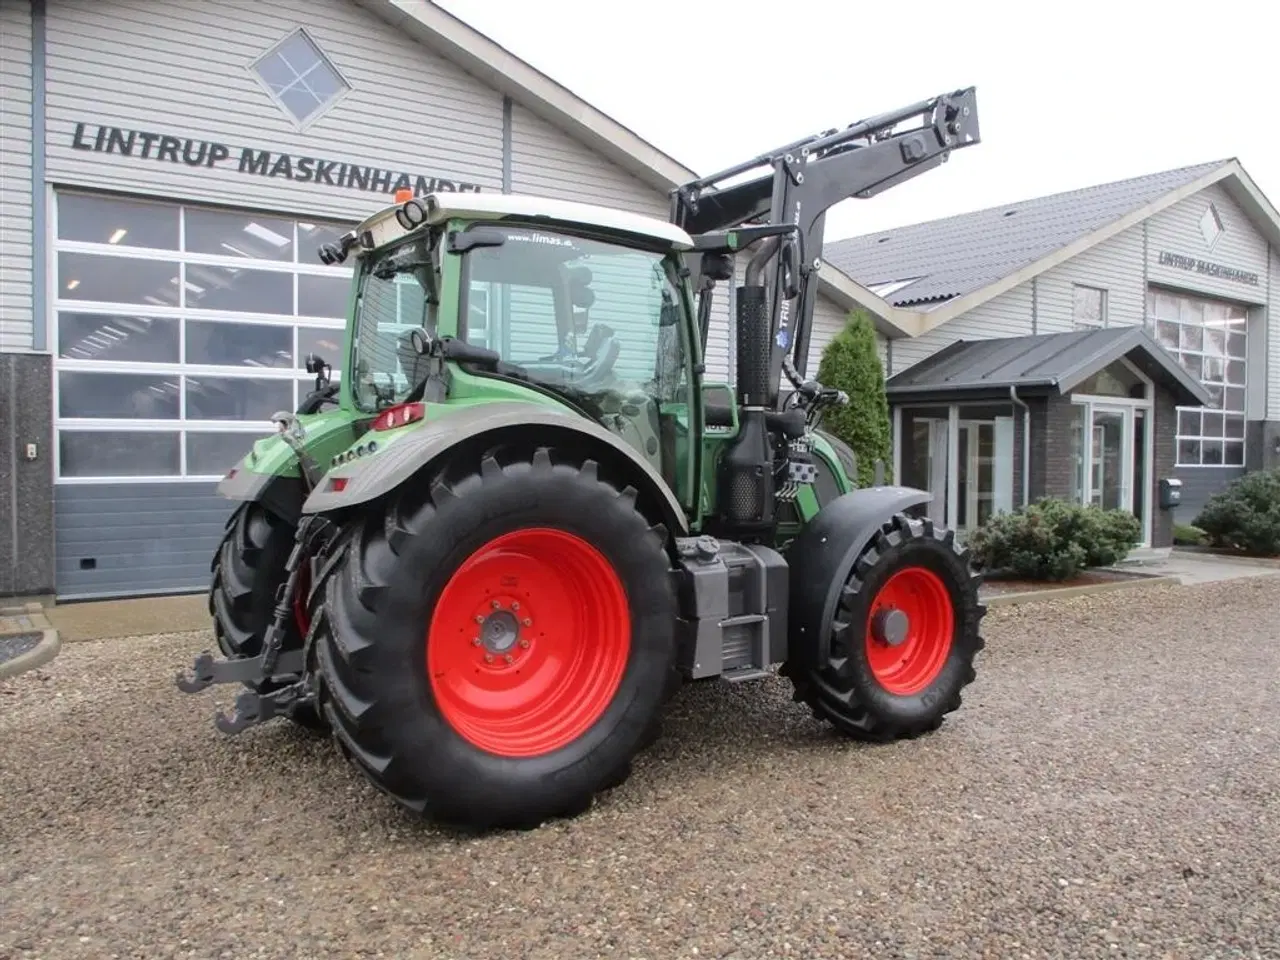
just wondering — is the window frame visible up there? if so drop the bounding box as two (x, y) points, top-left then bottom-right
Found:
(247, 26), (353, 130)
(50, 189), (354, 484)
(1145, 287), (1248, 469)
(1072, 283), (1108, 329)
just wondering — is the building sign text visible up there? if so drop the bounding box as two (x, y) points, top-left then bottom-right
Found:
(1156, 250), (1259, 287)
(70, 122), (484, 196)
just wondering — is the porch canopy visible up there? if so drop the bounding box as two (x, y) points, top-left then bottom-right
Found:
(885, 327), (1212, 406)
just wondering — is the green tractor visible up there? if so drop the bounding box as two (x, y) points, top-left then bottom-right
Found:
(178, 88), (987, 829)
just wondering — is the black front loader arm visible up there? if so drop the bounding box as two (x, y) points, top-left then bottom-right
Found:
(670, 87), (980, 395)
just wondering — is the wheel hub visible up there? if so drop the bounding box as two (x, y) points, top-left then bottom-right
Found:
(481, 608), (521, 654)
(871, 608), (910, 647)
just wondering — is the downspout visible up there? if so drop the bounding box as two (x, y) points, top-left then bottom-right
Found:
(1010, 385), (1030, 509)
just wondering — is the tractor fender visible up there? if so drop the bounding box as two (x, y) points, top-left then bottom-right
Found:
(785, 485), (933, 666)
(300, 400), (690, 535)
(216, 469), (305, 525)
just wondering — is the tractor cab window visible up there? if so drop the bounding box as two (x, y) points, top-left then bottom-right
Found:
(350, 234), (438, 412)
(457, 224), (691, 472)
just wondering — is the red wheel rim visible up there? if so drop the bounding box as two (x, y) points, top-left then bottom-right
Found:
(426, 527), (631, 758)
(293, 553), (312, 638)
(864, 566), (955, 696)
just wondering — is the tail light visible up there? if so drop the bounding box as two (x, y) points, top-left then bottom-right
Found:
(371, 402), (426, 431)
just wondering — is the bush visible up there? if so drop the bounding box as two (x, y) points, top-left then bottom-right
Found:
(967, 498), (1142, 581)
(813, 310), (892, 487)
(1173, 522), (1208, 546)
(1193, 468), (1280, 556)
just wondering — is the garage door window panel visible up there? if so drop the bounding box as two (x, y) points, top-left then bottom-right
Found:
(59, 371), (181, 420)
(58, 313), (180, 364)
(187, 431), (275, 477)
(298, 274), (350, 319)
(59, 253), (180, 306)
(185, 377), (294, 422)
(59, 431), (182, 479)
(297, 325), (345, 372)
(184, 264), (294, 315)
(185, 208), (296, 261)
(185, 319), (293, 368)
(56, 193), (179, 250)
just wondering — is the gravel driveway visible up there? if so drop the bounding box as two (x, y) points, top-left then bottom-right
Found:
(3, 575), (1279, 960)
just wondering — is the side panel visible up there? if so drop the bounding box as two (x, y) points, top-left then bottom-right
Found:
(0, 0), (35, 351)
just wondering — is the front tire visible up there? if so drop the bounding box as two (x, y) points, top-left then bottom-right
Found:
(312, 446), (678, 829)
(784, 513), (985, 741)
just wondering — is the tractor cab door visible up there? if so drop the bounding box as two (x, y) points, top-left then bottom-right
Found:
(450, 221), (702, 513)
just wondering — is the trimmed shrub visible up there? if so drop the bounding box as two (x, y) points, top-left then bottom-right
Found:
(1193, 468), (1280, 556)
(813, 310), (892, 487)
(1173, 522), (1209, 546)
(967, 498), (1142, 581)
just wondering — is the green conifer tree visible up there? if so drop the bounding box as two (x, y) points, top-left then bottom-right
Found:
(813, 309), (893, 487)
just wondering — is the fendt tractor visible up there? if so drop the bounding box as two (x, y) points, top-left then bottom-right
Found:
(177, 87), (987, 830)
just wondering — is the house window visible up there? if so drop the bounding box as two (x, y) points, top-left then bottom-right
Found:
(1146, 289), (1247, 467)
(251, 28), (351, 126)
(52, 190), (354, 481)
(1072, 284), (1107, 329)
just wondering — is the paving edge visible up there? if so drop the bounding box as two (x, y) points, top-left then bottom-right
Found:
(983, 574), (1183, 608)
(0, 629), (62, 681)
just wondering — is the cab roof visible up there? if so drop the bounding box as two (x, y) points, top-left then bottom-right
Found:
(353, 190), (695, 254)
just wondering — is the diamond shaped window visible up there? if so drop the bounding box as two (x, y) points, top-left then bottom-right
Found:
(251, 28), (350, 126)
(1198, 203), (1224, 252)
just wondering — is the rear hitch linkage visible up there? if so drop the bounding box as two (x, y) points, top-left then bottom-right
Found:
(175, 515), (332, 736)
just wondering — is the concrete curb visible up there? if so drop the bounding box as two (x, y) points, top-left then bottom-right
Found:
(982, 574), (1182, 608)
(0, 629), (63, 681)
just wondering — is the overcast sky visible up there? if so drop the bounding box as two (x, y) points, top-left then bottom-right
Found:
(434, 0), (1278, 245)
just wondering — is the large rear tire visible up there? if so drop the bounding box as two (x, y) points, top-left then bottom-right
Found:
(208, 501), (326, 731)
(311, 446), (678, 829)
(784, 513), (985, 741)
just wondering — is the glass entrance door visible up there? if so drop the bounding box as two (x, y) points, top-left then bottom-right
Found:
(1090, 407), (1127, 511)
(1072, 400), (1151, 546)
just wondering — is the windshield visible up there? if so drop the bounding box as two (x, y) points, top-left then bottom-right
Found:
(350, 235), (437, 412)
(458, 226), (690, 415)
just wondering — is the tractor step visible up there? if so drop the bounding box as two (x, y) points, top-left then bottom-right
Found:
(721, 666), (771, 683)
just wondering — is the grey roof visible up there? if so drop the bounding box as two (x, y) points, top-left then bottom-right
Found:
(885, 327), (1213, 407)
(825, 161), (1229, 307)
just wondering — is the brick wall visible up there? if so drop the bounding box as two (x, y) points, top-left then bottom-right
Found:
(1152, 388), (1177, 548)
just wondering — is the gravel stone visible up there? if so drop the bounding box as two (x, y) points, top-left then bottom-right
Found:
(2, 577), (1280, 959)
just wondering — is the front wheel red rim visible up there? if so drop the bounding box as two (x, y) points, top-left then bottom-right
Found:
(864, 566), (955, 696)
(426, 528), (631, 758)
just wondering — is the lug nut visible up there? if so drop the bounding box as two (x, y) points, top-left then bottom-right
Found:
(504, 654), (514, 664)
(484, 654), (494, 663)
(522, 618), (532, 627)
(519, 639), (530, 649)
(511, 602), (520, 611)
(491, 600), (501, 609)
(475, 615), (484, 623)
(472, 638), (481, 646)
